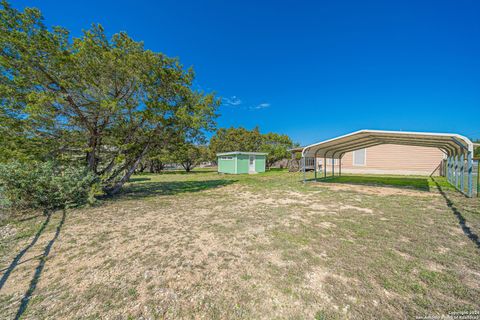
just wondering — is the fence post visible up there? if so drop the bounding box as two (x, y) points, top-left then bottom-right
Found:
(477, 160), (480, 198)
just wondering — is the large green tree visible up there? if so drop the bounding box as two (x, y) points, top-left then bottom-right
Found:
(209, 127), (296, 167)
(261, 132), (297, 168)
(0, 1), (219, 194)
(139, 147), (171, 173)
(209, 127), (263, 158)
(171, 143), (208, 172)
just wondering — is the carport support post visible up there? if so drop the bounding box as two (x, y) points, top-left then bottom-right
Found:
(302, 157), (306, 183)
(460, 153), (465, 192)
(454, 155), (459, 188)
(445, 157), (448, 182)
(450, 156), (454, 184)
(467, 152), (473, 197)
(332, 158), (335, 177)
(339, 156), (342, 176)
(457, 155), (461, 189)
(450, 156), (453, 183)
(446, 157), (450, 182)
(314, 156), (317, 181)
(451, 156), (454, 183)
(450, 156), (455, 185)
(324, 157), (327, 178)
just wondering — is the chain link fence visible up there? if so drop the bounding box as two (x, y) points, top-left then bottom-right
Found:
(447, 159), (480, 197)
(446, 157), (478, 197)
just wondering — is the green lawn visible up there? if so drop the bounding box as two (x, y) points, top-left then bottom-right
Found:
(1, 170), (479, 319)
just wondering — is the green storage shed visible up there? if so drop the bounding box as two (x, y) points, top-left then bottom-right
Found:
(217, 152), (267, 174)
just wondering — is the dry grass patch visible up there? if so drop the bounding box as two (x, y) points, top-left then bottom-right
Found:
(318, 182), (439, 197)
(1, 170), (479, 319)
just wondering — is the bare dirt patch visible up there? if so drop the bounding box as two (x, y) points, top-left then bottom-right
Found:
(339, 204), (374, 214)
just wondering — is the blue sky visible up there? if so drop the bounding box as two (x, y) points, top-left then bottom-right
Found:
(14, 0), (480, 145)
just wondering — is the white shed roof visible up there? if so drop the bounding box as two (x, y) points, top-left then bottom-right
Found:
(302, 130), (473, 159)
(217, 152), (268, 156)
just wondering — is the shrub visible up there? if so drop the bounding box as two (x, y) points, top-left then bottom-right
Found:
(0, 161), (97, 211)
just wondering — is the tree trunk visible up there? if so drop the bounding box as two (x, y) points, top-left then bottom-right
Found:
(138, 162), (146, 172)
(86, 131), (99, 173)
(148, 160), (164, 173)
(104, 144), (150, 195)
(149, 161), (155, 173)
(158, 162), (165, 172)
(182, 161), (193, 172)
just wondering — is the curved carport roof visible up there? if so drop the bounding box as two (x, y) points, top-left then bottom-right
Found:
(302, 130), (474, 159)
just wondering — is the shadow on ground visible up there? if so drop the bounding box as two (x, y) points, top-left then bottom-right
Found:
(18, 214), (44, 223)
(0, 210), (66, 319)
(135, 170), (217, 176)
(14, 210), (66, 319)
(127, 177), (152, 183)
(433, 179), (480, 249)
(116, 179), (237, 200)
(0, 213), (50, 291)
(312, 175), (430, 191)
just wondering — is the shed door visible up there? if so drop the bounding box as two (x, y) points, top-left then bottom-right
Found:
(249, 155), (255, 172)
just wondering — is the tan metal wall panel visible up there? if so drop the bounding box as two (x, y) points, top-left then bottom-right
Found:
(326, 144), (444, 175)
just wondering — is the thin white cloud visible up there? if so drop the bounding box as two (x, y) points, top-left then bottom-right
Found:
(252, 103), (271, 110)
(222, 97), (270, 111)
(222, 96), (242, 107)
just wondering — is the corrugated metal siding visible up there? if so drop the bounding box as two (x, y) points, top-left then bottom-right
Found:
(339, 144), (444, 175)
(318, 144), (444, 175)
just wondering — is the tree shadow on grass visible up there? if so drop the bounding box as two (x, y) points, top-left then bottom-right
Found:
(433, 179), (480, 250)
(128, 177), (152, 183)
(164, 169), (217, 174)
(313, 175), (430, 191)
(136, 169), (218, 176)
(14, 210), (66, 319)
(18, 214), (44, 223)
(113, 179), (237, 200)
(0, 213), (50, 291)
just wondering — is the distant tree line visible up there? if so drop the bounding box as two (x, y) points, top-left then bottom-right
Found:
(140, 126), (298, 173)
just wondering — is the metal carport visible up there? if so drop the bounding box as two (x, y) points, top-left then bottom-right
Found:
(301, 130), (476, 197)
